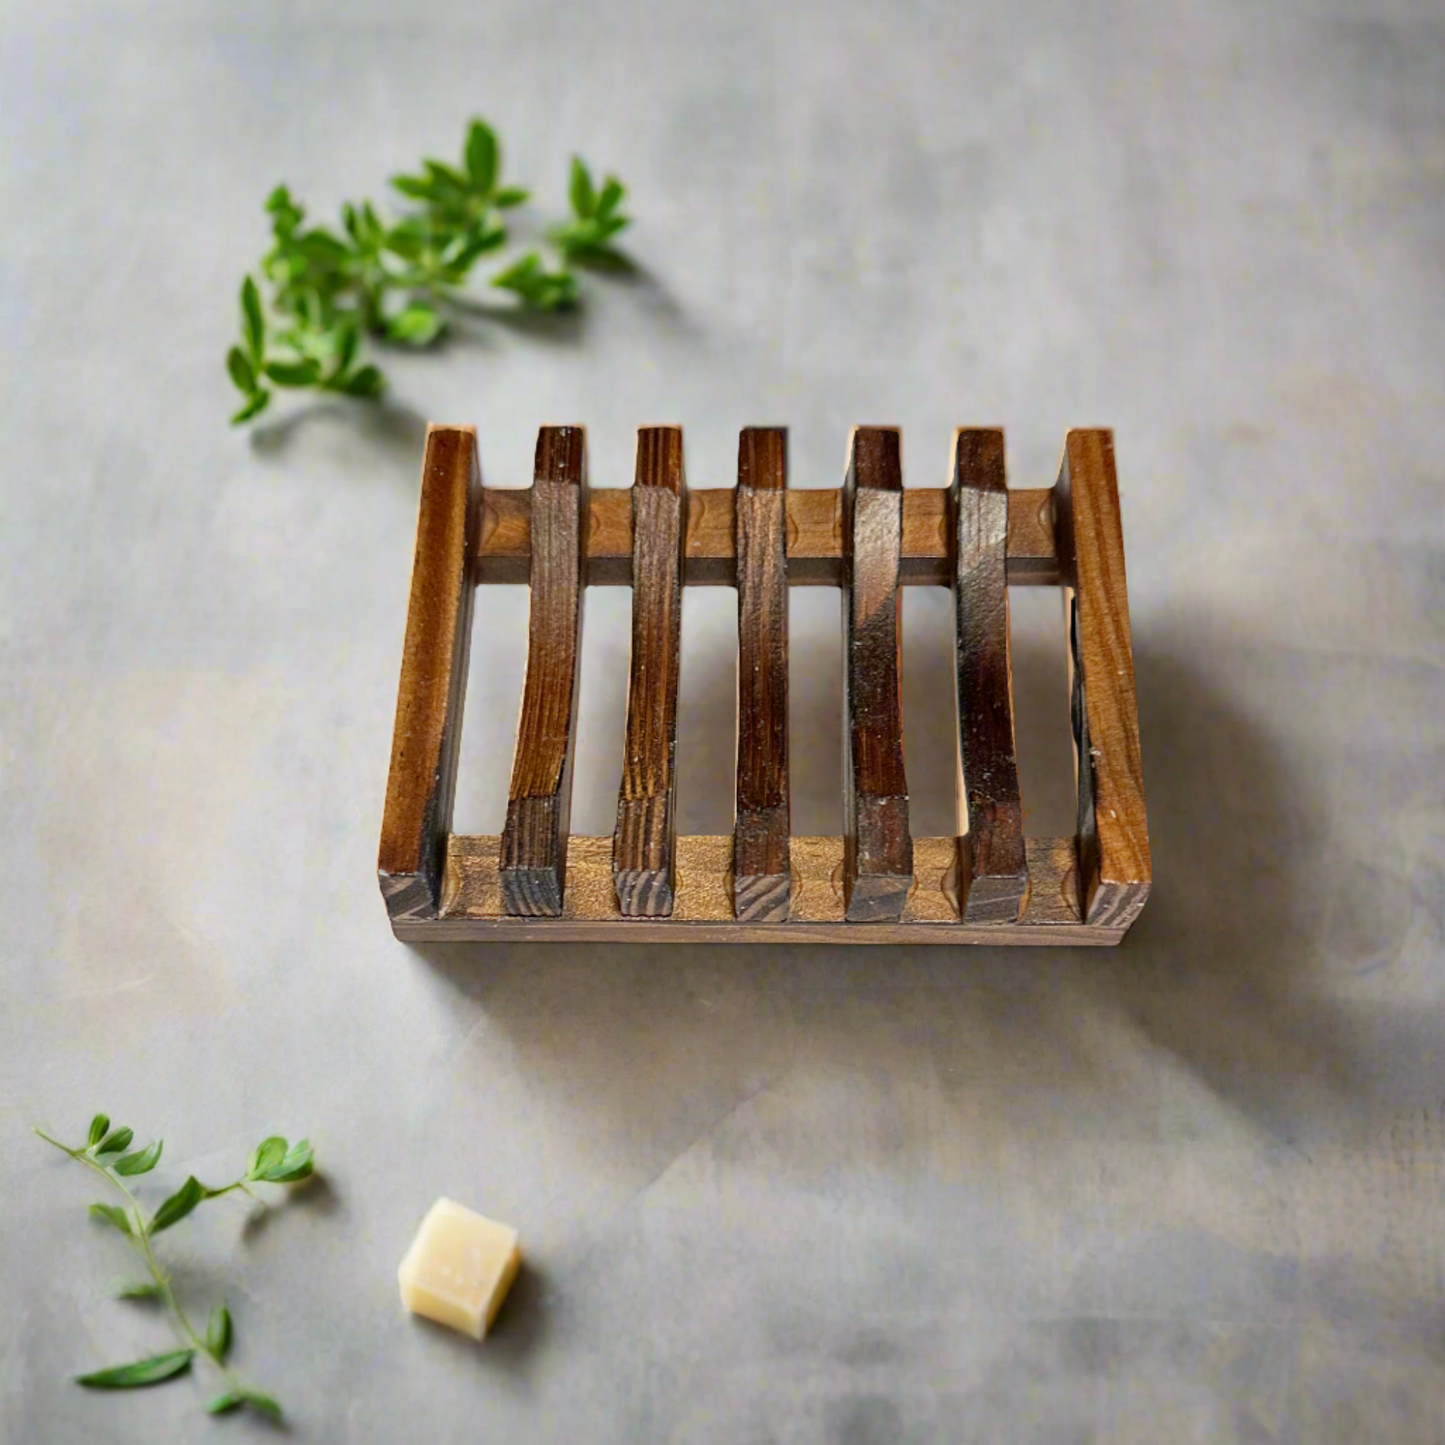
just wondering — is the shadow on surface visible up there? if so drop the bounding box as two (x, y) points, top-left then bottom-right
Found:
(248, 397), (429, 465)
(442, 296), (588, 345)
(413, 623), (1360, 1149)
(241, 1171), (340, 1243)
(402, 1258), (551, 1373)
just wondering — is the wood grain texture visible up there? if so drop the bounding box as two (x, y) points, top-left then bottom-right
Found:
(378, 425), (480, 921)
(951, 430), (1029, 923)
(841, 428), (914, 922)
(613, 427), (686, 916)
(732, 428), (791, 921)
(1054, 430), (1152, 927)
(407, 833), (1115, 943)
(499, 428), (587, 916)
(476, 486), (1057, 585)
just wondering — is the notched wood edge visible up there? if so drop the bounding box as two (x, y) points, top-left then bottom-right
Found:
(401, 834), (1125, 944)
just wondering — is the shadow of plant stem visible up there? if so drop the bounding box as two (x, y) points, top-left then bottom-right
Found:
(247, 397), (430, 463)
(240, 1171), (339, 1242)
(438, 293), (587, 343)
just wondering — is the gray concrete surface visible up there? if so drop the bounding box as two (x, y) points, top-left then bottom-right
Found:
(3, 1), (1444, 1440)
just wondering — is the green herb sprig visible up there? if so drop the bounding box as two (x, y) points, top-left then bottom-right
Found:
(34, 1114), (316, 1424)
(227, 119), (631, 424)
(552, 156), (632, 261)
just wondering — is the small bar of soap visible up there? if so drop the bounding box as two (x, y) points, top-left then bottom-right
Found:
(398, 1197), (521, 1340)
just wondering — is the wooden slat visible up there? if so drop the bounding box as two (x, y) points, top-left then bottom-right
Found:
(498, 428), (588, 916)
(613, 427), (687, 916)
(951, 429), (1029, 923)
(476, 486), (1058, 585)
(1006, 488), (1058, 582)
(378, 425), (481, 922)
(413, 834), (1117, 944)
(1054, 430), (1151, 927)
(732, 428), (791, 921)
(841, 428), (914, 922)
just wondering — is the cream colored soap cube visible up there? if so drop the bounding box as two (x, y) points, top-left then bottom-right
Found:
(398, 1198), (521, 1340)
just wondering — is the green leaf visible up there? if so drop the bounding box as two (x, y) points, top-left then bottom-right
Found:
(76, 1349), (194, 1389)
(265, 186), (304, 240)
(270, 1139), (315, 1183)
(207, 1392), (245, 1415)
(240, 276), (265, 365)
(569, 156), (596, 218)
(391, 173), (445, 202)
(492, 252), (540, 287)
(386, 303), (444, 346)
(465, 119), (498, 195)
(87, 1115), (110, 1148)
(553, 213), (630, 259)
(245, 1392), (283, 1423)
(206, 1303), (232, 1362)
(227, 346), (256, 395)
(334, 322), (359, 376)
(493, 186), (529, 209)
(94, 1126), (133, 1157)
(247, 1137), (287, 1179)
(441, 224), (506, 273)
(596, 176), (625, 216)
(298, 228), (350, 263)
(384, 220), (428, 259)
(89, 1202), (132, 1236)
(150, 1175), (204, 1234)
(264, 358), (323, 387)
(251, 1137), (315, 1184)
(338, 365), (385, 398)
(113, 1139), (162, 1176)
(424, 158), (468, 191)
(113, 1279), (161, 1300)
(492, 252), (579, 311)
(231, 390), (272, 425)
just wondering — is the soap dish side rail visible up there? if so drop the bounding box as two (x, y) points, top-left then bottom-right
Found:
(378, 423), (1151, 945)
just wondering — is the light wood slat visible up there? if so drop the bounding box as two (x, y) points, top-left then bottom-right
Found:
(498, 427), (588, 916)
(1054, 430), (1152, 926)
(378, 425), (481, 922)
(841, 427), (914, 922)
(732, 428), (791, 921)
(613, 427), (687, 916)
(951, 429), (1030, 923)
(412, 834), (1116, 943)
(476, 486), (1058, 586)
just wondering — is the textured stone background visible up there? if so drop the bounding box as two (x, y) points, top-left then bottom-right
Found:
(2, 1), (1443, 1440)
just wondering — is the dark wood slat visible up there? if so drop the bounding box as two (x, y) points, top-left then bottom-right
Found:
(732, 427), (791, 921)
(476, 486), (1059, 586)
(613, 427), (687, 916)
(1054, 430), (1152, 927)
(841, 427), (914, 921)
(499, 428), (588, 916)
(950, 429), (1029, 923)
(378, 425), (481, 921)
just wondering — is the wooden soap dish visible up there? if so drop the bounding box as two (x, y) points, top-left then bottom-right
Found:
(379, 424), (1150, 945)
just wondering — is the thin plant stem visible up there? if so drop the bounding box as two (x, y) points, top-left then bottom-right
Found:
(32, 1128), (257, 1402)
